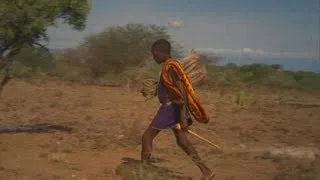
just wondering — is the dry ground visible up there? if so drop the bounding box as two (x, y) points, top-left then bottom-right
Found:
(0, 77), (319, 180)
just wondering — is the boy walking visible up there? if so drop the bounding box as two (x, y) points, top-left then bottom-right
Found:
(141, 39), (215, 180)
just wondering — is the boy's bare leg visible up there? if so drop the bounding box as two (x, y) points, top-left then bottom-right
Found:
(141, 125), (161, 163)
(172, 128), (215, 179)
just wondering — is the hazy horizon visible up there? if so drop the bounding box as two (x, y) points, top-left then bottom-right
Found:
(46, 0), (320, 72)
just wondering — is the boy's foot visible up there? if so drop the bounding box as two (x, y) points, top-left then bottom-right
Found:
(141, 154), (158, 164)
(201, 172), (215, 180)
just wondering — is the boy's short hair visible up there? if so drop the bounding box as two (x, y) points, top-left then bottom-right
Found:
(151, 39), (171, 54)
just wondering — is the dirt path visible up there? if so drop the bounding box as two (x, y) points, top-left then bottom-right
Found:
(0, 78), (319, 180)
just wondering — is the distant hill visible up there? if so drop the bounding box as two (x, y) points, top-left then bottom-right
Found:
(195, 49), (319, 73)
(218, 55), (320, 73)
(49, 48), (319, 73)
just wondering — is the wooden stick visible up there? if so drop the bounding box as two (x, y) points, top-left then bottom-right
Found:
(176, 123), (221, 151)
(187, 129), (221, 151)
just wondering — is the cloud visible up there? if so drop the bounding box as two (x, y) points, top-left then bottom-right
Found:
(168, 20), (184, 28)
(196, 48), (264, 55)
(195, 48), (313, 59)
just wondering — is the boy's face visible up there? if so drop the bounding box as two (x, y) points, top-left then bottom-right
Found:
(151, 48), (166, 64)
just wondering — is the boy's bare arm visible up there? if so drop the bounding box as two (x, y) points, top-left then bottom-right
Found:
(168, 68), (189, 130)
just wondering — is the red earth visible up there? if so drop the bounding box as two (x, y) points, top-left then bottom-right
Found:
(0, 77), (319, 180)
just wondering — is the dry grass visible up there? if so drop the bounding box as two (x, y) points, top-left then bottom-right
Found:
(0, 78), (319, 180)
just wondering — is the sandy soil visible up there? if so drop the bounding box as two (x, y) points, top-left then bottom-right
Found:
(0, 77), (319, 180)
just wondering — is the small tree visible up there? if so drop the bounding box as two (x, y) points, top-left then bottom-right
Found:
(226, 62), (237, 68)
(83, 23), (183, 77)
(0, 0), (91, 93)
(270, 64), (283, 71)
(11, 45), (55, 72)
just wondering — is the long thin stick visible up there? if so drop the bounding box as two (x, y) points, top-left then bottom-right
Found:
(187, 129), (221, 151)
(176, 123), (221, 151)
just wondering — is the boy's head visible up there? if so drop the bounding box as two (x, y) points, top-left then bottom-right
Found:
(151, 39), (171, 64)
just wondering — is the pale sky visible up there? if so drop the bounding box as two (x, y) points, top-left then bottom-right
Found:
(47, 0), (320, 59)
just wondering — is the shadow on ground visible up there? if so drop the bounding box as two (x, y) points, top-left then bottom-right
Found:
(0, 123), (75, 133)
(115, 157), (192, 180)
